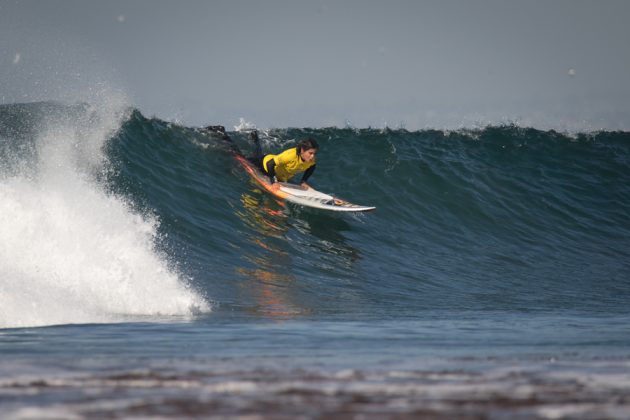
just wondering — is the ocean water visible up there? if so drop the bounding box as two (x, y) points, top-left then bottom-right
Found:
(1, 101), (630, 419)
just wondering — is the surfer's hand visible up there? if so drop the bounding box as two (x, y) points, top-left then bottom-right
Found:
(270, 183), (280, 192)
(301, 182), (311, 190)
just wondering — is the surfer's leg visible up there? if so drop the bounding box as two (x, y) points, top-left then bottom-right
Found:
(246, 130), (267, 170)
(204, 125), (245, 156)
(250, 130), (262, 159)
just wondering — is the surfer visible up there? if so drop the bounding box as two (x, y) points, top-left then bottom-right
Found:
(249, 131), (318, 192)
(202, 125), (374, 212)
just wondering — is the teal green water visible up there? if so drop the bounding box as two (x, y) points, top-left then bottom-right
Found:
(1, 102), (629, 418)
(108, 110), (630, 317)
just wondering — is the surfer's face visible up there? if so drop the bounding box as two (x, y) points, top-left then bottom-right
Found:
(300, 148), (317, 162)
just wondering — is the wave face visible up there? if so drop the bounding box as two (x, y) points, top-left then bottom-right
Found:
(2, 102), (629, 327)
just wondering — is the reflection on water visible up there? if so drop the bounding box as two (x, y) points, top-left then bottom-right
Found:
(234, 190), (301, 318)
(233, 187), (362, 318)
(235, 192), (287, 238)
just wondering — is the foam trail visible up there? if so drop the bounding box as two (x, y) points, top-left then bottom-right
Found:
(0, 98), (210, 329)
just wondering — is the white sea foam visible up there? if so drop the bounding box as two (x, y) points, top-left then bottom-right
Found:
(234, 117), (257, 132)
(0, 96), (209, 329)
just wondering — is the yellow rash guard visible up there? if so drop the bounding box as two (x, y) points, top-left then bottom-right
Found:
(262, 147), (316, 182)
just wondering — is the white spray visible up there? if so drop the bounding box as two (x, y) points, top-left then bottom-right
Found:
(0, 94), (210, 329)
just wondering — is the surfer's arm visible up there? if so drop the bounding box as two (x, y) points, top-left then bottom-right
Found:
(265, 159), (277, 184)
(300, 165), (316, 186)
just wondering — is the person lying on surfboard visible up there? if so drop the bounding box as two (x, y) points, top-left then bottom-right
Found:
(249, 131), (318, 193)
(203, 126), (375, 212)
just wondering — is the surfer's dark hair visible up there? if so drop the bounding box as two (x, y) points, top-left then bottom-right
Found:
(297, 138), (319, 153)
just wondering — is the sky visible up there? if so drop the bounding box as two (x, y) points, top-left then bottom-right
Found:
(1, 0), (630, 131)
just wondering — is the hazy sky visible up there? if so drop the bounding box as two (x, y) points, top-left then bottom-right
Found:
(2, 0), (629, 130)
